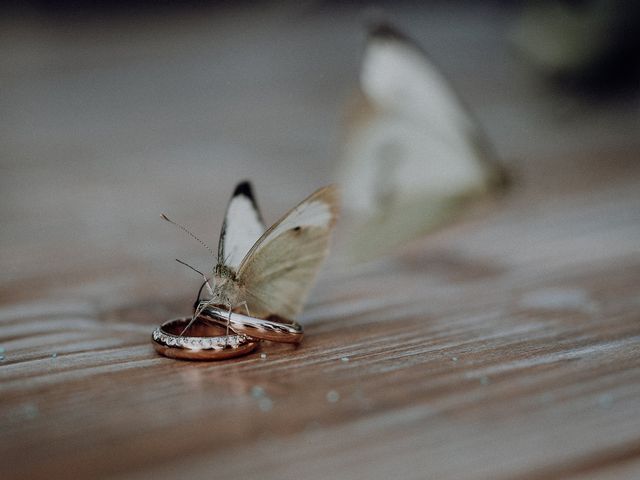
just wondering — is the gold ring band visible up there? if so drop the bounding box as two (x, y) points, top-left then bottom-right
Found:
(200, 306), (304, 344)
(152, 317), (258, 360)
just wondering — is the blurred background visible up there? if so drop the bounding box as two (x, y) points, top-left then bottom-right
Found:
(2, 0), (639, 301)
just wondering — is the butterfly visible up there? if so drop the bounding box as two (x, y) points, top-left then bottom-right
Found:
(163, 181), (339, 331)
(339, 21), (508, 261)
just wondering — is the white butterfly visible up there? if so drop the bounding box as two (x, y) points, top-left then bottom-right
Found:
(164, 182), (339, 325)
(340, 22), (507, 261)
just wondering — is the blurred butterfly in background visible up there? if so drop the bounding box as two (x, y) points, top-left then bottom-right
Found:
(340, 21), (508, 262)
(163, 181), (339, 332)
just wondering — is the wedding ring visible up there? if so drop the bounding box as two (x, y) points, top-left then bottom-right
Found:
(200, 305), (304, 344)
(152, 316), (258, 360)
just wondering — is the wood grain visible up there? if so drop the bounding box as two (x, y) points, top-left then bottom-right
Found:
(1, 4), (640, 479)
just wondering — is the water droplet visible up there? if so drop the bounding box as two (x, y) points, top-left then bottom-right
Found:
(326, 390), (340, 403)
(251, 386), (265, 398)
(598, 393), (614, 409)
(260, 353), (267, 360)
(258, 397), (273, 412)
(23, 403), (39, 420)
(540, 393), (554, 403)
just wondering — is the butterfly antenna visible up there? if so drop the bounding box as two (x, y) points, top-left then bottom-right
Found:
(175, 258), (214, 297)
(161, 213), (215, 258)
(175, 258), (207, 278)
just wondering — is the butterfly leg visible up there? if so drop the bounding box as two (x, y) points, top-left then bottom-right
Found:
(179, 297), (216, 337)
(222, 298), (250, 343)
(234, 300), (251, 318)
(224, 305), (232, 347)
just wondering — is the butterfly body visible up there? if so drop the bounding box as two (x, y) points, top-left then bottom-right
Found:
(208, 269), (241, 311)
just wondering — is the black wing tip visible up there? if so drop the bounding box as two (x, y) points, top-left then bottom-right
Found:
(230, 180), (263, 221)
(366, 18), (410, 43)
(233, 180), (255, 200)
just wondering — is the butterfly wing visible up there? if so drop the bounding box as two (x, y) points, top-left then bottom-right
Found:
(340, 22), (507, 260)
(218, 181), (266, 271)
(236, 185), (339, 319)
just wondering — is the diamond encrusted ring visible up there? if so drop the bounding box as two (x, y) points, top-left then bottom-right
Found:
(152, 316), (258, 360)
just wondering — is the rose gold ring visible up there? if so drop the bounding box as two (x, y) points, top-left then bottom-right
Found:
(152, 316), (258, 361)
(200, 305), (304, 344)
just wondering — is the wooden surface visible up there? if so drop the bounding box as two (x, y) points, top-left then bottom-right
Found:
(1, 4), (640, 479)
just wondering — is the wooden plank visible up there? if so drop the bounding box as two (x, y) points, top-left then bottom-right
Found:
(1, 4), (640, 479)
